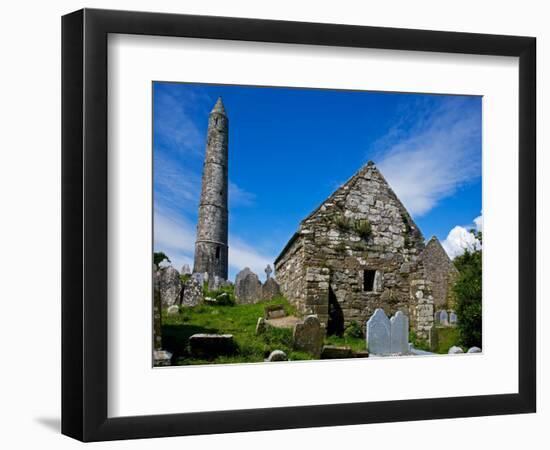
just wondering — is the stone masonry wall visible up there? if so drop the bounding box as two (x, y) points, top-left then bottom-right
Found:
(421, 236), (458, 310)
(276, 162), (434, 338)
(274, 236), (306, 312)
(194, 98), (229, 279)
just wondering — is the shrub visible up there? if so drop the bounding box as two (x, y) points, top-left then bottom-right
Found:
(453, 240), (482, 349)
(334, 215), (351, 231)
(408, 330), (430, 352)
(203, 283), (236, 306)
(344, 321), (363, 339)
(353, 219), (372, 239)
(180, 273), (190, 284)
(153, 251), (171, 267)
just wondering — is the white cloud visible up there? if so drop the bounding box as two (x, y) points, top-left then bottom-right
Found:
(376, 99), (481, 217)
(474, 214), (483, 232)
(229, 182), (256, 207)
(154, 206), (274, 281)
(228, 237), (274, 280)
(441, 213), (482, 259)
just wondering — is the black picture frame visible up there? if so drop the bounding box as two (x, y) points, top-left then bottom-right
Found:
(61, 8), (536, 442)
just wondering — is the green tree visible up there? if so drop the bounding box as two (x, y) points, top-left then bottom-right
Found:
(452, 231), (482, 348)
(154, 251), (171, 267)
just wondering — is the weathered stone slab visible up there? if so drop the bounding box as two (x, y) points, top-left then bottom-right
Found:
(188, 334), (235, 357)
(366, 308), (391, 355)
(209, 274), (228, 291)
(267, 350), (288, 362)
(255, 317), (267, 335)
(264, 304), (286, 320)
(166, 305), (179, 315)
(448, 345), (464, 354)
(182, 277), (203, 307)
(467, 346), (482, 353)
(235, 268), (262, 304)
(180, 264), (191, 275)
(191, 272), (206, 285)
(449, 311), (457, 325)
(390, 311), (409, 354)
(320, 345), (354, 359)
(440, 310), (449, 327)
(153, 350), (172, 367)
(153, 264), (162, 351)
(159, 266), (182, 307)
(293, 315), (325, 357)
(262, 277), (281, 300)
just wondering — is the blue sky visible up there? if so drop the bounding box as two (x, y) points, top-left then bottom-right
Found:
(153, 82), (482, 281)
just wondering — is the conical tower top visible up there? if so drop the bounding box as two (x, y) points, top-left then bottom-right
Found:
(210, 97), (227, 116)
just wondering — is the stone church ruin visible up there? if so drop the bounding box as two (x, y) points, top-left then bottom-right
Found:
(274, 161), (457, 340)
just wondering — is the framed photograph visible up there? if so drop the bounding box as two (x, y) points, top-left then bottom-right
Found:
(62, 8), (536, 442)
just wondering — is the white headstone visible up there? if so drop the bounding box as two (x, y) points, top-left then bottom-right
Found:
(434, 310), (443, 324)
(366, 308), (391, 355)
(390, 311), (409, 354)
(448, 345), (464, 354)
(440, 310), (449, 326)
(467, 346), (482, 353)
(449, 311), (457, 325)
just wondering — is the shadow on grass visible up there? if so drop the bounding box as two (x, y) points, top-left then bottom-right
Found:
(162, 323), (218, 360)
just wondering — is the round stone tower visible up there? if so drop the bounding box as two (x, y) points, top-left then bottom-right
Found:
(193, 97), (229, 279)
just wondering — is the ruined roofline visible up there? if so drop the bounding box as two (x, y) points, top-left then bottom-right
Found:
(274, 231), (300, 266)
(274, 161), (425, 265)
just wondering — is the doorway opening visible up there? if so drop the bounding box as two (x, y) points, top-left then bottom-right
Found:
(327, 284), (345, 336)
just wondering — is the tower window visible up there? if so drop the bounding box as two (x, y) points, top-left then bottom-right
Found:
(363, 270), (376, 292)
(215, 246), (220, 260)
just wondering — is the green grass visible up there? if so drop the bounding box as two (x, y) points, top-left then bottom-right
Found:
(434, 326), (461, 354)
(324, 334), (366, 352)
(162, 296), (312, 365)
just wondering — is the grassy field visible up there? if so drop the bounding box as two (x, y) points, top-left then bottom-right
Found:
(162, 297), (313, 365)
(435, 326), (461, 354)
(162, 296), (367, 365)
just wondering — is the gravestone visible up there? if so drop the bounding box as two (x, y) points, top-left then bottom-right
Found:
(181, 277), (203, 307)
(449, 311), (458, 325)
(180, 264), (191, 275)
(255, 317), (267, 335)
(152, 264), (162, 351)
(366, 308), (391, 355)
(434, 310), (443, 324)
(208, 275), (225, 291)
(188, 334), (235, 357)
(235, 268), (262, 304)
(235, 267), (253, 287)
(191, 272), (205, 285)
(166, 305), (179, 315)
(265, 264), (273, 279)
(264, 304), (286, 320)
(440, 310), (449, 327)
(159, 266), (182, 307)
(321, 345), (354, 359)
(448, 345), (464, 354)
(267, 350), (288, 362)
(467, 346), (482, 353)
(262, 277), (281, 300)
(293, 315), (325, 357)
(390, 311), (409, 354)
(153, 350), (172, 367)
